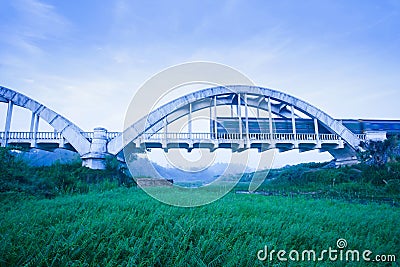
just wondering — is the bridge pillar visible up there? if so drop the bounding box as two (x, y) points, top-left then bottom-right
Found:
(329, 146), (359, 167)
(2, 100), (13, 147)
(81, 127), (109, 170)
(290, 105), (298, 148)
(365, 131), (387, 142)
(30, 113), (39, 148)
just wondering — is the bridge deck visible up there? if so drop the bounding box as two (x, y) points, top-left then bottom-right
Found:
(135, 132), (367, 152)
(1, 131), (366, 152)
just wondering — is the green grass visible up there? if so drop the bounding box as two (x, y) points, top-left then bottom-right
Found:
(1, 188), (399, 266)
(1, 147), (399, 266)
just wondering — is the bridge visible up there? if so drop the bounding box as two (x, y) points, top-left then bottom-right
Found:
(1, 85), (398, 169)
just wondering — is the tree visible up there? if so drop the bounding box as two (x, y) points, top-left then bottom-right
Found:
(361, 135), (400, 166)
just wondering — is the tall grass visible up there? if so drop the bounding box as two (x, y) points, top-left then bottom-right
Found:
(1, 147), (399, 266)
(1, 188), (399, 266)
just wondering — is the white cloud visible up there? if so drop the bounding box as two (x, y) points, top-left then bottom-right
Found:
(2, 0), (70, 56)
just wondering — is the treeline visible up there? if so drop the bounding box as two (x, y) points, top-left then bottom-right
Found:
(361, 134), (400, 165)
(238, 135), (400, 201)
(0, 147), (135, 198)
(239, 162), (400, 202)
(271, 162), (399, 191)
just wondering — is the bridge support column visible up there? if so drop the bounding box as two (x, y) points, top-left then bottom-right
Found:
(238, 94), (242, 140)
(2, 100), (13, 147)
(81, 127), (109, 170)
(267, 97), (273, 145)
(213, 96), (217, 138)
(329, 146), (359, 167)
(314, 118), (321, 149)
(291, 105), (298, 148)
(163, 117), (168, 151)
(244, 93), (250, 148)
(30, 113), (39, 148)
(365, 131), (387, 141)
(188, 103), (192, 140)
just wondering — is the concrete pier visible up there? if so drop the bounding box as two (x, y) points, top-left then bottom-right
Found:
(82, 127), (109, 169)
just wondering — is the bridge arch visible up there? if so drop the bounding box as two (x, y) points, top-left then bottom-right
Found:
(108, 85), (361, 163)
(0, 86), (91, 156)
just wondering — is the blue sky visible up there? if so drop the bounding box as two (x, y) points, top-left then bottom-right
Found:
(1, 0), (400, 167)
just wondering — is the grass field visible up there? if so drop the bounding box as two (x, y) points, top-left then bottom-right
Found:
(1, 187), (399, 266)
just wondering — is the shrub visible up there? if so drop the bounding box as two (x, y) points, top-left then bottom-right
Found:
(0, 147), (29, 192)
(0, 147), (135, 197)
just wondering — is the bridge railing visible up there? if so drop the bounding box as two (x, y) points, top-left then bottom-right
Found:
(1, 132), (64, 140)
(0, 132), (121, 140)
(142, 132), (345, 142)
(144, 132), (211, 140)
(0, 131), (121, 142)
(107, 132), (121, 139)
(357, 134), (366, 140)
(319, 134), (340, 140)
(81, 132), (93, 140)
(0, 131), (366, 144)
(36, 132), (63, 139)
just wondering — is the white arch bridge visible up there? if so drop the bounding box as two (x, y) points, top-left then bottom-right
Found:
(1, 85), (397, 169)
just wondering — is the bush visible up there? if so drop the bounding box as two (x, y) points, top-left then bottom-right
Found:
(385, 179), (400, 194)
(0, 148), (135, 197)
(0, 147), (29, 192)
